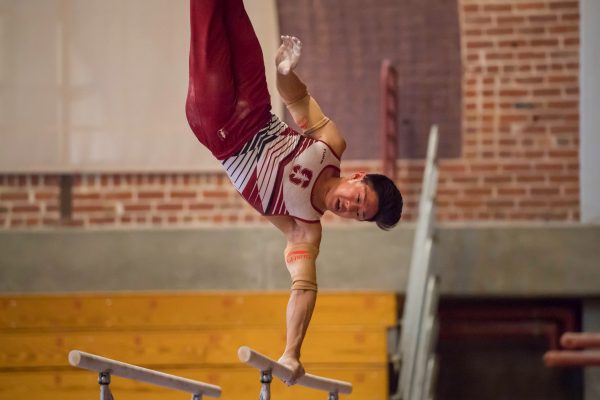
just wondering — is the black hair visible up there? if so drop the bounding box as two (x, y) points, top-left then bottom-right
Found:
(363, 174), (403, 231)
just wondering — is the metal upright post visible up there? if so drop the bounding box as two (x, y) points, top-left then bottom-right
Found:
(328, 390), (339, 400)
(259, 370), (272, 400)
(98, 371), (114, 400)
(391, 125), (440, 400)
(192, 393), (203, 400)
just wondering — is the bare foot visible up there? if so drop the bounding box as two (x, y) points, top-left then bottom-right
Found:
(275, 35), (302, 75)
(277, 354), (305, 385)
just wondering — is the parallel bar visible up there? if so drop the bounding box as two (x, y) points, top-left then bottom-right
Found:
(68, 350), (221, 398)
(237, 346), (352, 395)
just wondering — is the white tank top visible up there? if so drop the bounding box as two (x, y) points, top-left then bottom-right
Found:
(222, 114), (340, 222)
(279, 140), (340, 222)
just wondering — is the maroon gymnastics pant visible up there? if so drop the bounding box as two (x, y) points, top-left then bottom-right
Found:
(185, 0), (272, 160)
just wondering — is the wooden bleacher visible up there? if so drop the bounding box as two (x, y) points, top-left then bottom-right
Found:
(0, 291), (396, 400)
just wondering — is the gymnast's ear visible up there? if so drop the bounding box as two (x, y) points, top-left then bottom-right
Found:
(349, 171), (367, 182)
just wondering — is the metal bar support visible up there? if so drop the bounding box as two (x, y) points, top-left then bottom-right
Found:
(98, 371), (114, 400)
(259, 369), (272, 400)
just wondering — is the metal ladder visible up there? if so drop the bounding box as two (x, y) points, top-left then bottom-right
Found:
(391, 125), (440, 400)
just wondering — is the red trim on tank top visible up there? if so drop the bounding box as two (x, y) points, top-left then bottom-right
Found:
(263, 212), (320, 223)
(315, 139), (342, 161)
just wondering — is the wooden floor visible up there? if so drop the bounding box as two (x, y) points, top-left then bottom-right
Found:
(0, 291), (396, 400)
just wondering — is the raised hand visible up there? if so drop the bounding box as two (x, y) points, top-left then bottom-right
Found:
(275, 35), (302, 75)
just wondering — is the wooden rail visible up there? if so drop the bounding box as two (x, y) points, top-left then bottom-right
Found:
(238, 346), (352, 395)
(69, 350), (222, 398)
(544, 350), (600, 367)
(544, 332), (600, 367)
(561, 332), (600, 349)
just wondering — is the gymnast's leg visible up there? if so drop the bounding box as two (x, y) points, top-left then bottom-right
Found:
(185, 0), (236, 152)
(186, 0), (272, 159)
(222, 0), (271, 126)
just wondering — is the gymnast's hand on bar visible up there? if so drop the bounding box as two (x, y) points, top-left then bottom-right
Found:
(277, 354), (305, 385)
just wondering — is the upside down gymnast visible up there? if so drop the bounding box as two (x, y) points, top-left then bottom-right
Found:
(185, 0), (403, 384)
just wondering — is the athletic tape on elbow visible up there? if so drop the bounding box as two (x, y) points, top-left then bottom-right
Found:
(284, 243), (319, 291)
(286, 94), (330, 134)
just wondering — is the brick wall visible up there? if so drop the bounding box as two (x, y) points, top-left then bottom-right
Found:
(0, 176), (60, 228)
(277, 0), (463, 160)
(0, 167), (384, 229)
(0, 174), (262, 228)
(0, 0), (580, 229)
(452, 0), (580, 220)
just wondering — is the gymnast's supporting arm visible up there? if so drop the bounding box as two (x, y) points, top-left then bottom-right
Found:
(280, 288), (316, 383)
(278, 242), (319, 385)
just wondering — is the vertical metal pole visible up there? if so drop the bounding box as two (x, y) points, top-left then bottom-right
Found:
(192, 393), (202, 400)
(259, 370), (272, 400)
(380, 59), (398, 182)
(328, 391), (339, 400)
(98, 371), (113, 400)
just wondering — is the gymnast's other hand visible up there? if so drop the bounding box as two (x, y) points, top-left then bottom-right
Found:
(276, 35), (302, 75)
(278, 353), (305, 385)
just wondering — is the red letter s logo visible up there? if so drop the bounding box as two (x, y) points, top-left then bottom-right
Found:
(289, 165), (313, 188)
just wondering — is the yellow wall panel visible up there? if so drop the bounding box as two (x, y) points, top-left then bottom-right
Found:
(0, 368), (387, 400)
(0, 292), (396, 400)
(0, 327), (388, 368)
(0, 292), (396, 329)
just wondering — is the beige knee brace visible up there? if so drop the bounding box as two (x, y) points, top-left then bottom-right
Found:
(284, 243), (319, 291)
(286, 94), (330, 135)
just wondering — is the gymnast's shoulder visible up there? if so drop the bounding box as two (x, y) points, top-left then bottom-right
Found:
(306, 119), (347, 158)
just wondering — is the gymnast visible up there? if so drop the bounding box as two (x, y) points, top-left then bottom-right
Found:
(185, 0), (402, 385)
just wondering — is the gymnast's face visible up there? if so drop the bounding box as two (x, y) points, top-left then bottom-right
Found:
(325, 172), (379, 221)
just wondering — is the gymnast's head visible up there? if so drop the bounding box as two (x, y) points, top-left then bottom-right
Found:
(324, 171), (403, 230)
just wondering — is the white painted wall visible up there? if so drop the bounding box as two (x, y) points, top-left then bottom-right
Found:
(580, 0), (600, 223)
(0, 0), (280, 172)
